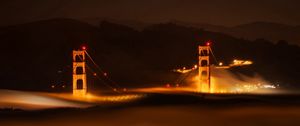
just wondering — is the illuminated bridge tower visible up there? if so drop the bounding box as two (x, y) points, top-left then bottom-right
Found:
(198, 44), (211, 93)
(73, 49), (87, 96)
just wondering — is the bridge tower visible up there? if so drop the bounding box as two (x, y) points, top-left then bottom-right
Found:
(73, 49), (87, 96)
(198, 44), (211, 93)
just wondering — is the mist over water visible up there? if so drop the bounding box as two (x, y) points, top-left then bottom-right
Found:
(0, 90), (92, 110)
(0, 67), (291, 110)
(211, 68), (273, 93)
(188, 67), (280, 94)
(0, 89), (144, 110)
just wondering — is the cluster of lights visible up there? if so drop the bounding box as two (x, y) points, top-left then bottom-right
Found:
(173, 65), (198, 74)
(80, 94), (143, 102)
(165, 83), (180, 88)
(112, 88), (128, 92)
(51, 84), (66, 89)
(222, 83), (279, 93)
(235, 83), (277, 92)
(230, 59), (253, 67)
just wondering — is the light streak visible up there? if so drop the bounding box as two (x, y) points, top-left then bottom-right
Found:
(0, 89), (144, 110)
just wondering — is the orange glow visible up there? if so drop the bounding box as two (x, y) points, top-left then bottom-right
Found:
(0, 90), (92, 110)
(230, 59), (253, 67)
(181, 66), (279, 94)
(93, 73), (97, 76)
(166, 84), (171, 88)
(0, 89), (144, 110)
(173, 66), (197, 74)
(132, 87), (196, 94)
(194, 65), (198, 69)
(219, 62), (223, 66)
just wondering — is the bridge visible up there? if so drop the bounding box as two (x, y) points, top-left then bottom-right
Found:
(72, 42), (255, 96)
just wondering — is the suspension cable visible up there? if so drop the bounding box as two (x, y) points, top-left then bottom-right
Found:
(77, 54), (121, 93)
(84, 50), (122, 88)
(209, 47), (219, 64)
(85, 64), (121, 93)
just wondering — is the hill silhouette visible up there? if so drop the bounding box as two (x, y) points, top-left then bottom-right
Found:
(0, 18), (299, 91)
(171, 20), (300, 46)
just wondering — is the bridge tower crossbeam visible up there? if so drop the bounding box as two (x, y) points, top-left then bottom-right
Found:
(72, 50), (87, 96)
(198, 45), (211, 93)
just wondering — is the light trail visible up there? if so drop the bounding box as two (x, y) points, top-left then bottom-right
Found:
(0, 90), (91, 110)
(0, 89), (144, 110)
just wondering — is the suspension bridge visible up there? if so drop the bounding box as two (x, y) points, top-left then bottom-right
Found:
(71, 41), (256, 97)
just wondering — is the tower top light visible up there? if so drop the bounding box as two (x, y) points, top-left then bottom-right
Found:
(206, 40), (212, 46)
(81, 45), (87, 50)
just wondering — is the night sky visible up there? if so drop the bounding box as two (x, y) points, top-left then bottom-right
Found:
(0, 0), (300, 27)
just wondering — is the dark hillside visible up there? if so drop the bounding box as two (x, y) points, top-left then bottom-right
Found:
(0, 18), (299, 91)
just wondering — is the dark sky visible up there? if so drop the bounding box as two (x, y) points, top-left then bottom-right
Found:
(0, 0), (299, 26)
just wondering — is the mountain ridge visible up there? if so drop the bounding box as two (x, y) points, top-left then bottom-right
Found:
(76, 18), (300, 45)
(0, 18), (299, 91)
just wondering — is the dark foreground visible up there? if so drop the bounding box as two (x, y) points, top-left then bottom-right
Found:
(1, 93), (300, 126)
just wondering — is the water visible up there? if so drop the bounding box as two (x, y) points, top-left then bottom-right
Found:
(0, 89), (143, 110)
